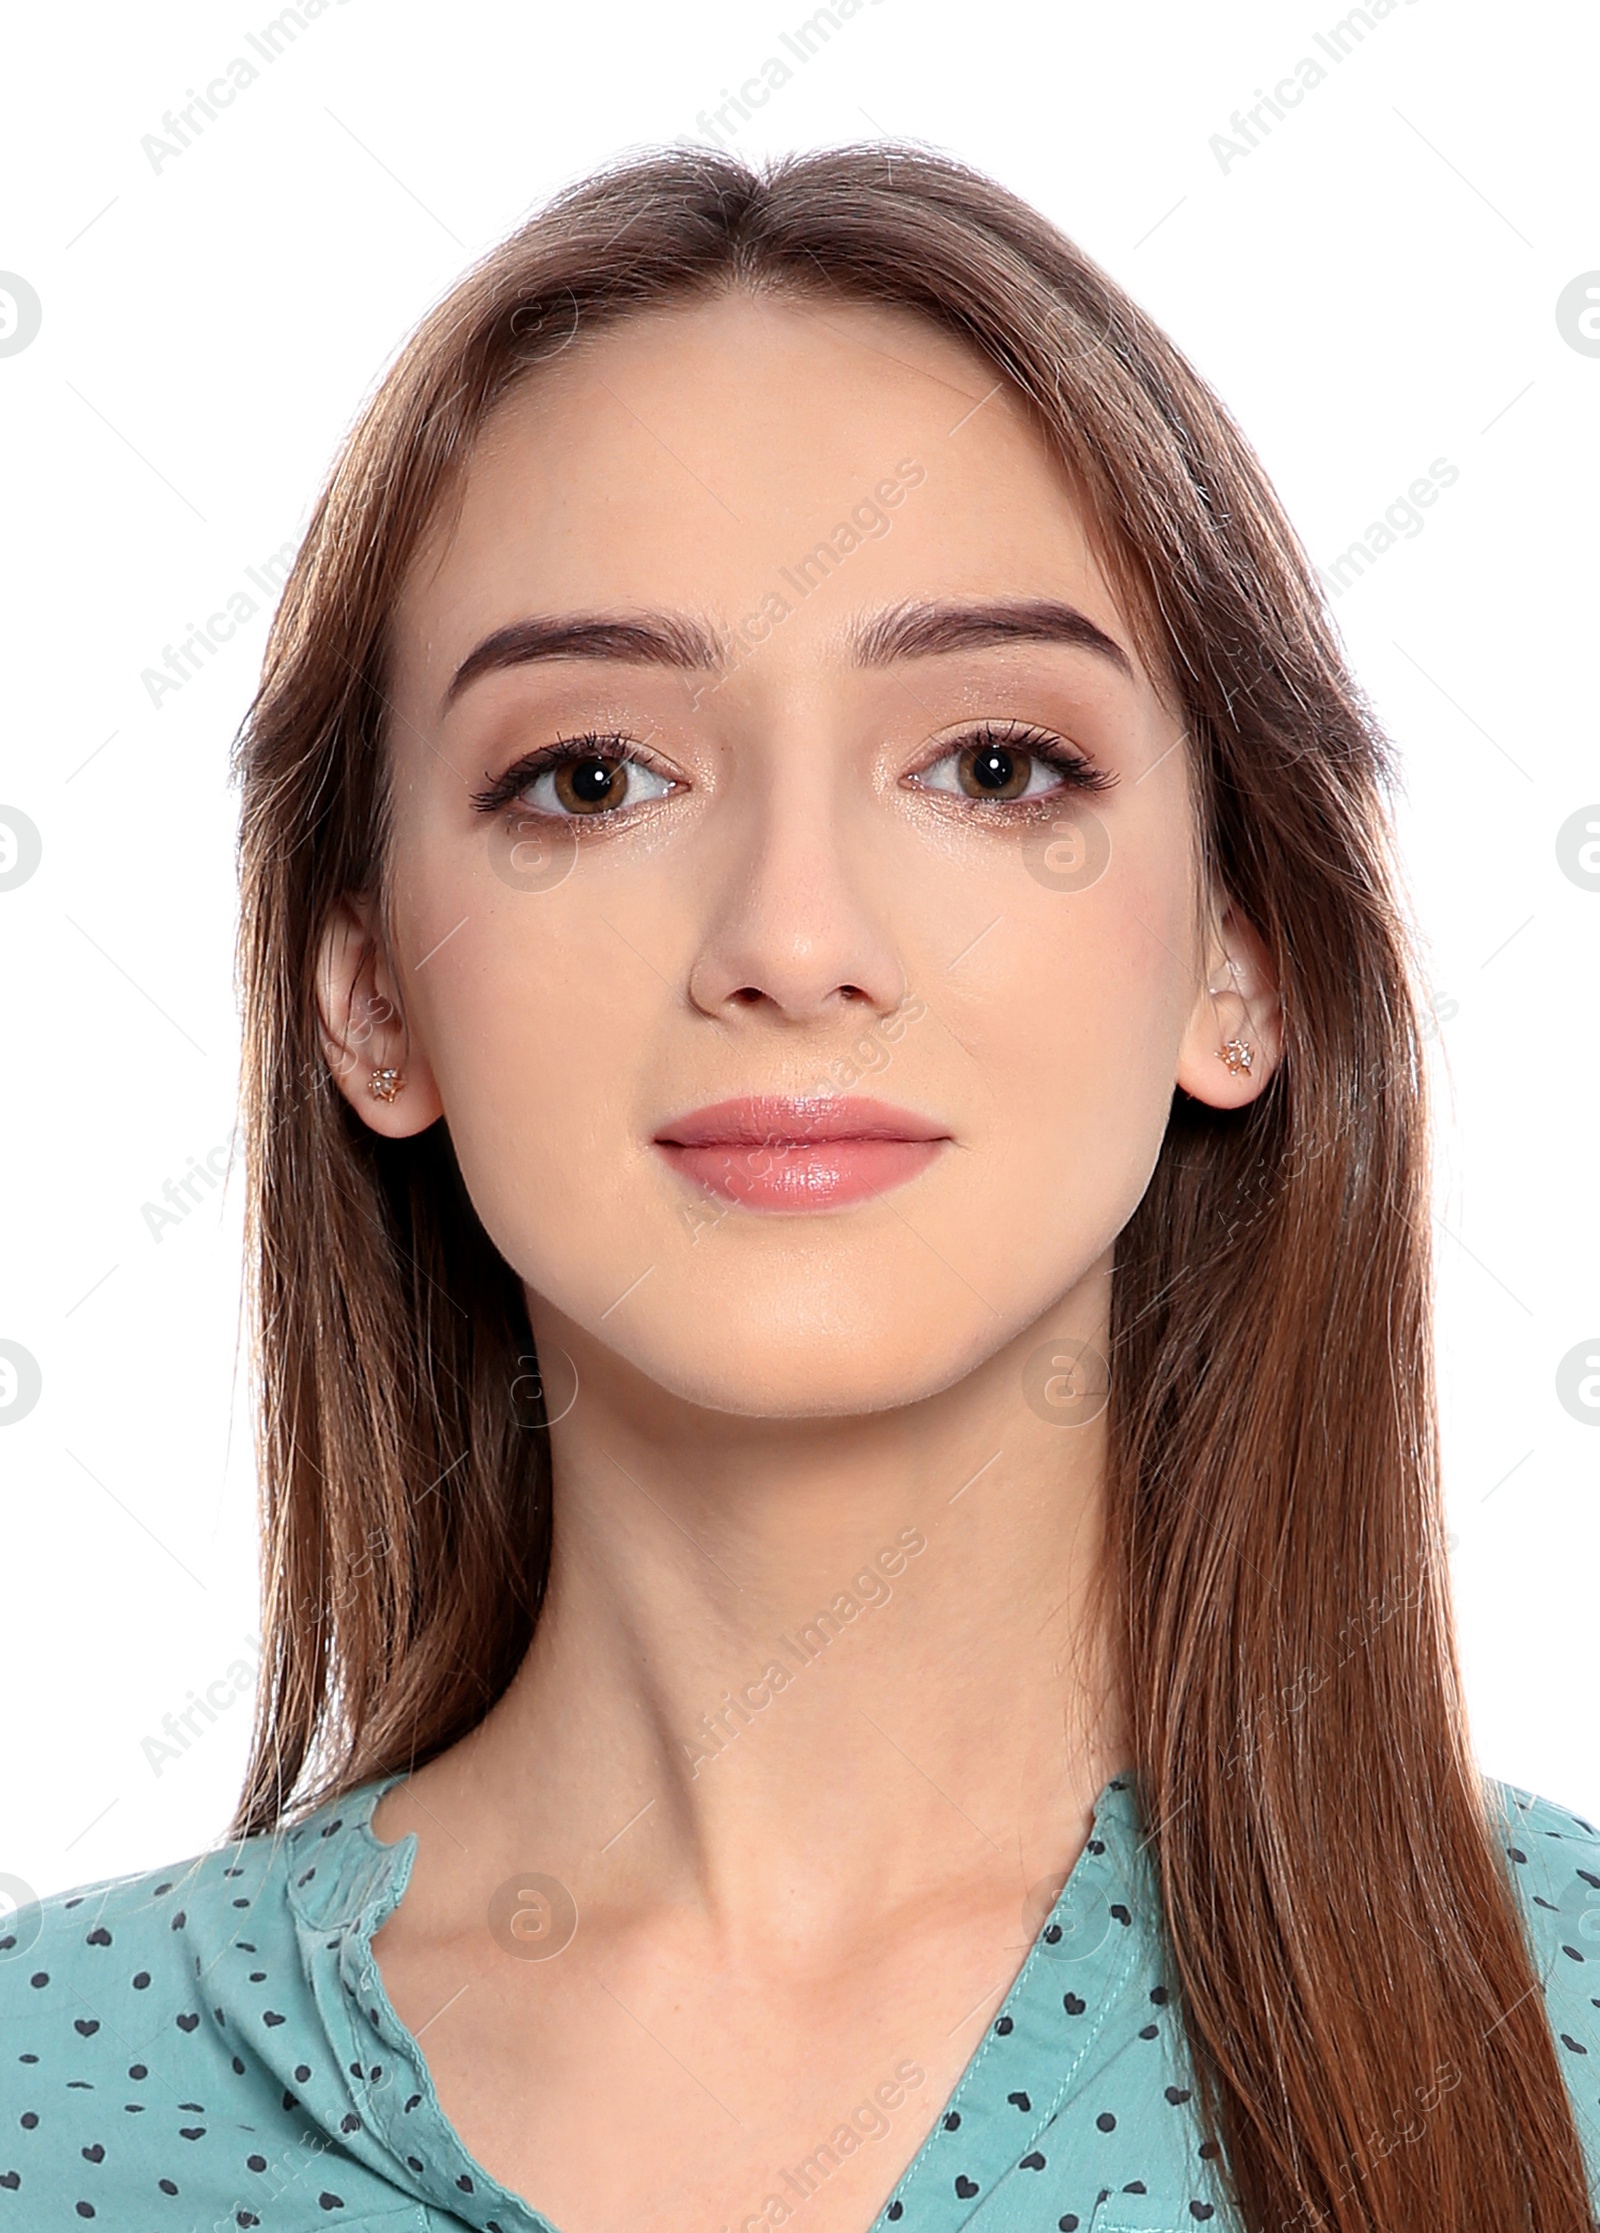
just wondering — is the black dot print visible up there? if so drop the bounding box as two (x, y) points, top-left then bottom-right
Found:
(1, 1769), (1595, 2228)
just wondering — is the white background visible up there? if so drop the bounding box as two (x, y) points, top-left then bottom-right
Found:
(1, 0), (1595, 1900)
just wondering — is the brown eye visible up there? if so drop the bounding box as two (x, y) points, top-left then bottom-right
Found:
(552, 753), (630, 814)
(955, 740), (1032, 799)
(499, 747), (675, 821)
(910, 723), (1110, 808)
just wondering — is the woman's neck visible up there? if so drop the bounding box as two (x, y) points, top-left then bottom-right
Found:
(375, 1289), (1130, 1954)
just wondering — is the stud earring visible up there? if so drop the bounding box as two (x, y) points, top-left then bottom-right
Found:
(1207, 962), (1252, 1075)
(368, 1067), (405, 1102)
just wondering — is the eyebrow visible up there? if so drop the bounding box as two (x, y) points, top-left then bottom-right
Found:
(441, 596), (1134, 712)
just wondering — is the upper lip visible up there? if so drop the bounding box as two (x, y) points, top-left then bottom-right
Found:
(654, 1095), (949, 1147)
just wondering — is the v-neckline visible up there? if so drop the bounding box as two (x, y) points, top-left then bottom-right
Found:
(287, 1767), (1152, 2233)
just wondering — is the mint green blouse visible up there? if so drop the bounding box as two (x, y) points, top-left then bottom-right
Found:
(1, 1771), (1596, 2232)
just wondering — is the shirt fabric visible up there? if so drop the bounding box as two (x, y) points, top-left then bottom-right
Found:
(2, 1769), (1597, 2233)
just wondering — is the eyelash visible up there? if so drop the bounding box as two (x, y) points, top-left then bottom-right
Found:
(467, 720), (1116, 826)
(468, 731), (675, 821)
(906, 720), (1117, 812)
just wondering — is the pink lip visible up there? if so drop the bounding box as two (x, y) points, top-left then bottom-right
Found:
(653, 1095), (950, 1212)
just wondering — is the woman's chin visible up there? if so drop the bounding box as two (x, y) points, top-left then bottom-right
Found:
(583, 1319), (997, 1423)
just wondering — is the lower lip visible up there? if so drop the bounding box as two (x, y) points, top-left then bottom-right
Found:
(654, 1137), (946, 1211)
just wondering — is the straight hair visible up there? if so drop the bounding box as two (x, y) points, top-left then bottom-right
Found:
(229, 142), (1594, 2231)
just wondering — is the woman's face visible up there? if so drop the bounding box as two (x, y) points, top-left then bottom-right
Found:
(323, 290), (1278, 1416)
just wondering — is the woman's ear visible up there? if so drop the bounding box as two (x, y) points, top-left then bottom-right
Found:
(1174, 895), (1284, 1110)
(314, 895), (445, 1138)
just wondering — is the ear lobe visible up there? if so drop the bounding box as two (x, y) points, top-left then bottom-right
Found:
(314, 895), (445, 1137)
(1174, 901), (1284, 1111)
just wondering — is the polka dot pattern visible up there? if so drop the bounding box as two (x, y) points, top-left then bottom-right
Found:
(0, 1776), (1594, 2229)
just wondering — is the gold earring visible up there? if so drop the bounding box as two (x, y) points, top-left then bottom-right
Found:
(368, 1067), (405, 1101)
(1208, 963), (1252, 1075)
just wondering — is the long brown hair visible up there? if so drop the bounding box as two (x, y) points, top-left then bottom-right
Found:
(228, 143), (1593, 2231)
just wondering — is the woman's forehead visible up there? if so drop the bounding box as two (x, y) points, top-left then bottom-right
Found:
(390, 291), (1155, 709)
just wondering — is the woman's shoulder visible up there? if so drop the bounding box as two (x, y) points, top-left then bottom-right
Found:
(1487, 1776), (1600, 1947)
(0, 1817), (306, 2109)
(0, 1812), (305, 2021)
(1485, 1777), (1600, 2170)
(0, 1797), (418, 2229)
(0, 1776), (400, 2029)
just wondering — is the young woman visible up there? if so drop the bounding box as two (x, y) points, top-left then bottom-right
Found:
(3, 144), (1596, 2233)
